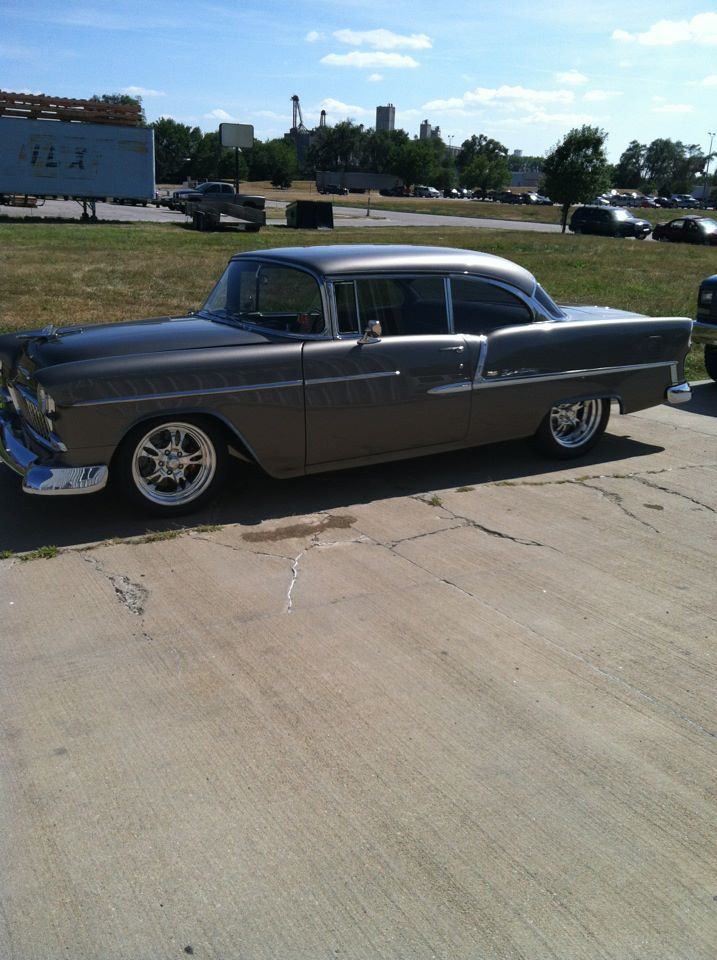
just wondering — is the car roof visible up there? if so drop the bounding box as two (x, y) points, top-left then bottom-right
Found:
(230, 244), (537, 295)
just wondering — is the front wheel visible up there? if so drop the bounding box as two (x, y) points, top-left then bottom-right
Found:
(533, 398), (610, 459)
(705, 345), (717, 382)
(114, 417), (228, 515)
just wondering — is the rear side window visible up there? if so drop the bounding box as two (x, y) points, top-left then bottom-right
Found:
(450, 277), (532, 334)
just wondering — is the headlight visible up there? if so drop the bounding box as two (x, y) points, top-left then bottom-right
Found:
(36, 384), (56, 416)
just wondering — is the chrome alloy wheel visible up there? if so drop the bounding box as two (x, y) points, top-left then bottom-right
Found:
(549, 400), (603, 449)
(130, 422), (217, 506)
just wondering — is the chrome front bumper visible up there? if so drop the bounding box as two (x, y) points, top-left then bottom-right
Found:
(0, 408), (108, 495)
(665, 382), (692, 405)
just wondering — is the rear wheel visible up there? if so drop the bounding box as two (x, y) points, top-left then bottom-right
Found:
(115, 417), (228, 516)
(533, 398), (610, 459)
(705, 345), (717, 382)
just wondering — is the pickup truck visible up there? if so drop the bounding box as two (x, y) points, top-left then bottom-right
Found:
(168, 181), (236, 210)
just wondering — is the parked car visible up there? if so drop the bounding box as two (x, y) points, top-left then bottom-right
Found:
(654, 196), (678, 208)
(0, 245), (692, 515)
(653, 216), (717, 245)
(492, 191), (524, 204)
(670, 194), (700, 209)
(693, 273), (717, 381)
(318, 184), (349, 196)
(569, 205), (653, 238)
(413, 185), (441, 198)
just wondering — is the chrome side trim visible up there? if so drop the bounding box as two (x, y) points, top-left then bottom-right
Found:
(305, 370), (400, 387)
(473, 360), (673, 389)
(71, 379), (304, 408)
(427, 381), (472, 395)
(472, 336), (489, 383)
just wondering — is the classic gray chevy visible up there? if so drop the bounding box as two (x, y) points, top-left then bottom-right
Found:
(0, 245), (692, 515)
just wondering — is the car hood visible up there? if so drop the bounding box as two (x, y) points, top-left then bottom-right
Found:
(2, 315), (271, 375)
(558, 305), (647, 322)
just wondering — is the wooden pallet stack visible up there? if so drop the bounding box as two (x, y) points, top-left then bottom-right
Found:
(0, 91), (142, 126)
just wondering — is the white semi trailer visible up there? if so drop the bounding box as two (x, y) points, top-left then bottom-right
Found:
(0, 116), (155, 214)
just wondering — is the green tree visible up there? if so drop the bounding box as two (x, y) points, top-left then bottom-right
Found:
(613, 140), (646, 188)
(542, 126), (611, 232)
(150, 117), (203, 183)
(456, 135), (510, 195)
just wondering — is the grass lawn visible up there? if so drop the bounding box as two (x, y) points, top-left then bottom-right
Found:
(0, 219), (708, 380)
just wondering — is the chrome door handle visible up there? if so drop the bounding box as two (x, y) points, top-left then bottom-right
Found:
(439, 345), (464, 352)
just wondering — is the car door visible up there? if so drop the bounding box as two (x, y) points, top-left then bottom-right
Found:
(303, 275), (471, 465)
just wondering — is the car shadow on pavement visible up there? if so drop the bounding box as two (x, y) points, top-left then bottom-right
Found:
(0, 433), (663, 555)
(676, 379), (717, 416)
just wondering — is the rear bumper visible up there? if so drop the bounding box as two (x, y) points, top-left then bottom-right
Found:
(665, 382), (692, 405)
(0, 408), (108, 495)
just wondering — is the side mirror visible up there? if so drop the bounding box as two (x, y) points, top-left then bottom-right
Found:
(358, 320), (382, 343)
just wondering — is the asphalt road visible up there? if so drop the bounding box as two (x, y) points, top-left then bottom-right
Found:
(2, 386), (716, 959)
(1, 196), (563, 232)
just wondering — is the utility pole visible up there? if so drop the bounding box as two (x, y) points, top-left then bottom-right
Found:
(705, 132), (716, 207)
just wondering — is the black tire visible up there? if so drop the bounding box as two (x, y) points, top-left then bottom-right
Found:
(114, 417), (228, 516)
(705, 345), (717, 382)
(533, 398), (610, 459)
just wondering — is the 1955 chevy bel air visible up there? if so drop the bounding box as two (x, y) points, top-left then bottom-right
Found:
(0, 244), (692, 515)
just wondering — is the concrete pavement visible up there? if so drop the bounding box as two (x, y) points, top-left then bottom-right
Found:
(1, 388), (716, 959)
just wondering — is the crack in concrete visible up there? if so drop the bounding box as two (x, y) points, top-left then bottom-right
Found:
(579, 482), (660, 533)
(82, 556), (149, 617)
(411, 497), (557, 550)
(286, 551), (304, 614)
(629, 475), (717, 515)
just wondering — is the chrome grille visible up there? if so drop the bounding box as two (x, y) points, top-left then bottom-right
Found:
(13, 384), (51, 440)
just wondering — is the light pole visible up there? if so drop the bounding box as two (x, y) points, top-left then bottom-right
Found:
(705, 132), (716, 207)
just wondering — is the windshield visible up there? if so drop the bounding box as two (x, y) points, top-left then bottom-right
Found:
(202, 260), (326, 335)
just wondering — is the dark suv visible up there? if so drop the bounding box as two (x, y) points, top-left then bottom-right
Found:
(569, 205), (652, 239)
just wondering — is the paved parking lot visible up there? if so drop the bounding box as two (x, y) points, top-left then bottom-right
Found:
(1, 388), (716, 959)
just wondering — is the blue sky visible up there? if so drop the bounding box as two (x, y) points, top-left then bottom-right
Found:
(2, 1), (716, 162)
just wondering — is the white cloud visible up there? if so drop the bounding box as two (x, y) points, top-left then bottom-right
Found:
(583, 89), (621, 102)
(305, 30), (322, 43)
(321, 51), (419, 68)
(317, 97), (373, 119)
(554, 70), (588, 85)
(204, 108), (236, 121)
(333, 29), (431, 50)
(701, 74), (717, 86)
(462, 85), (575, 109)
(123, 85), (165, 97)
(0, 43), (38, 60)
(423, 97), (466, 110)
(253, 110), (289, 120)
(612, 13), (717, 46)
(652, 103), (694, 114)
(367, 73), (383, 82)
